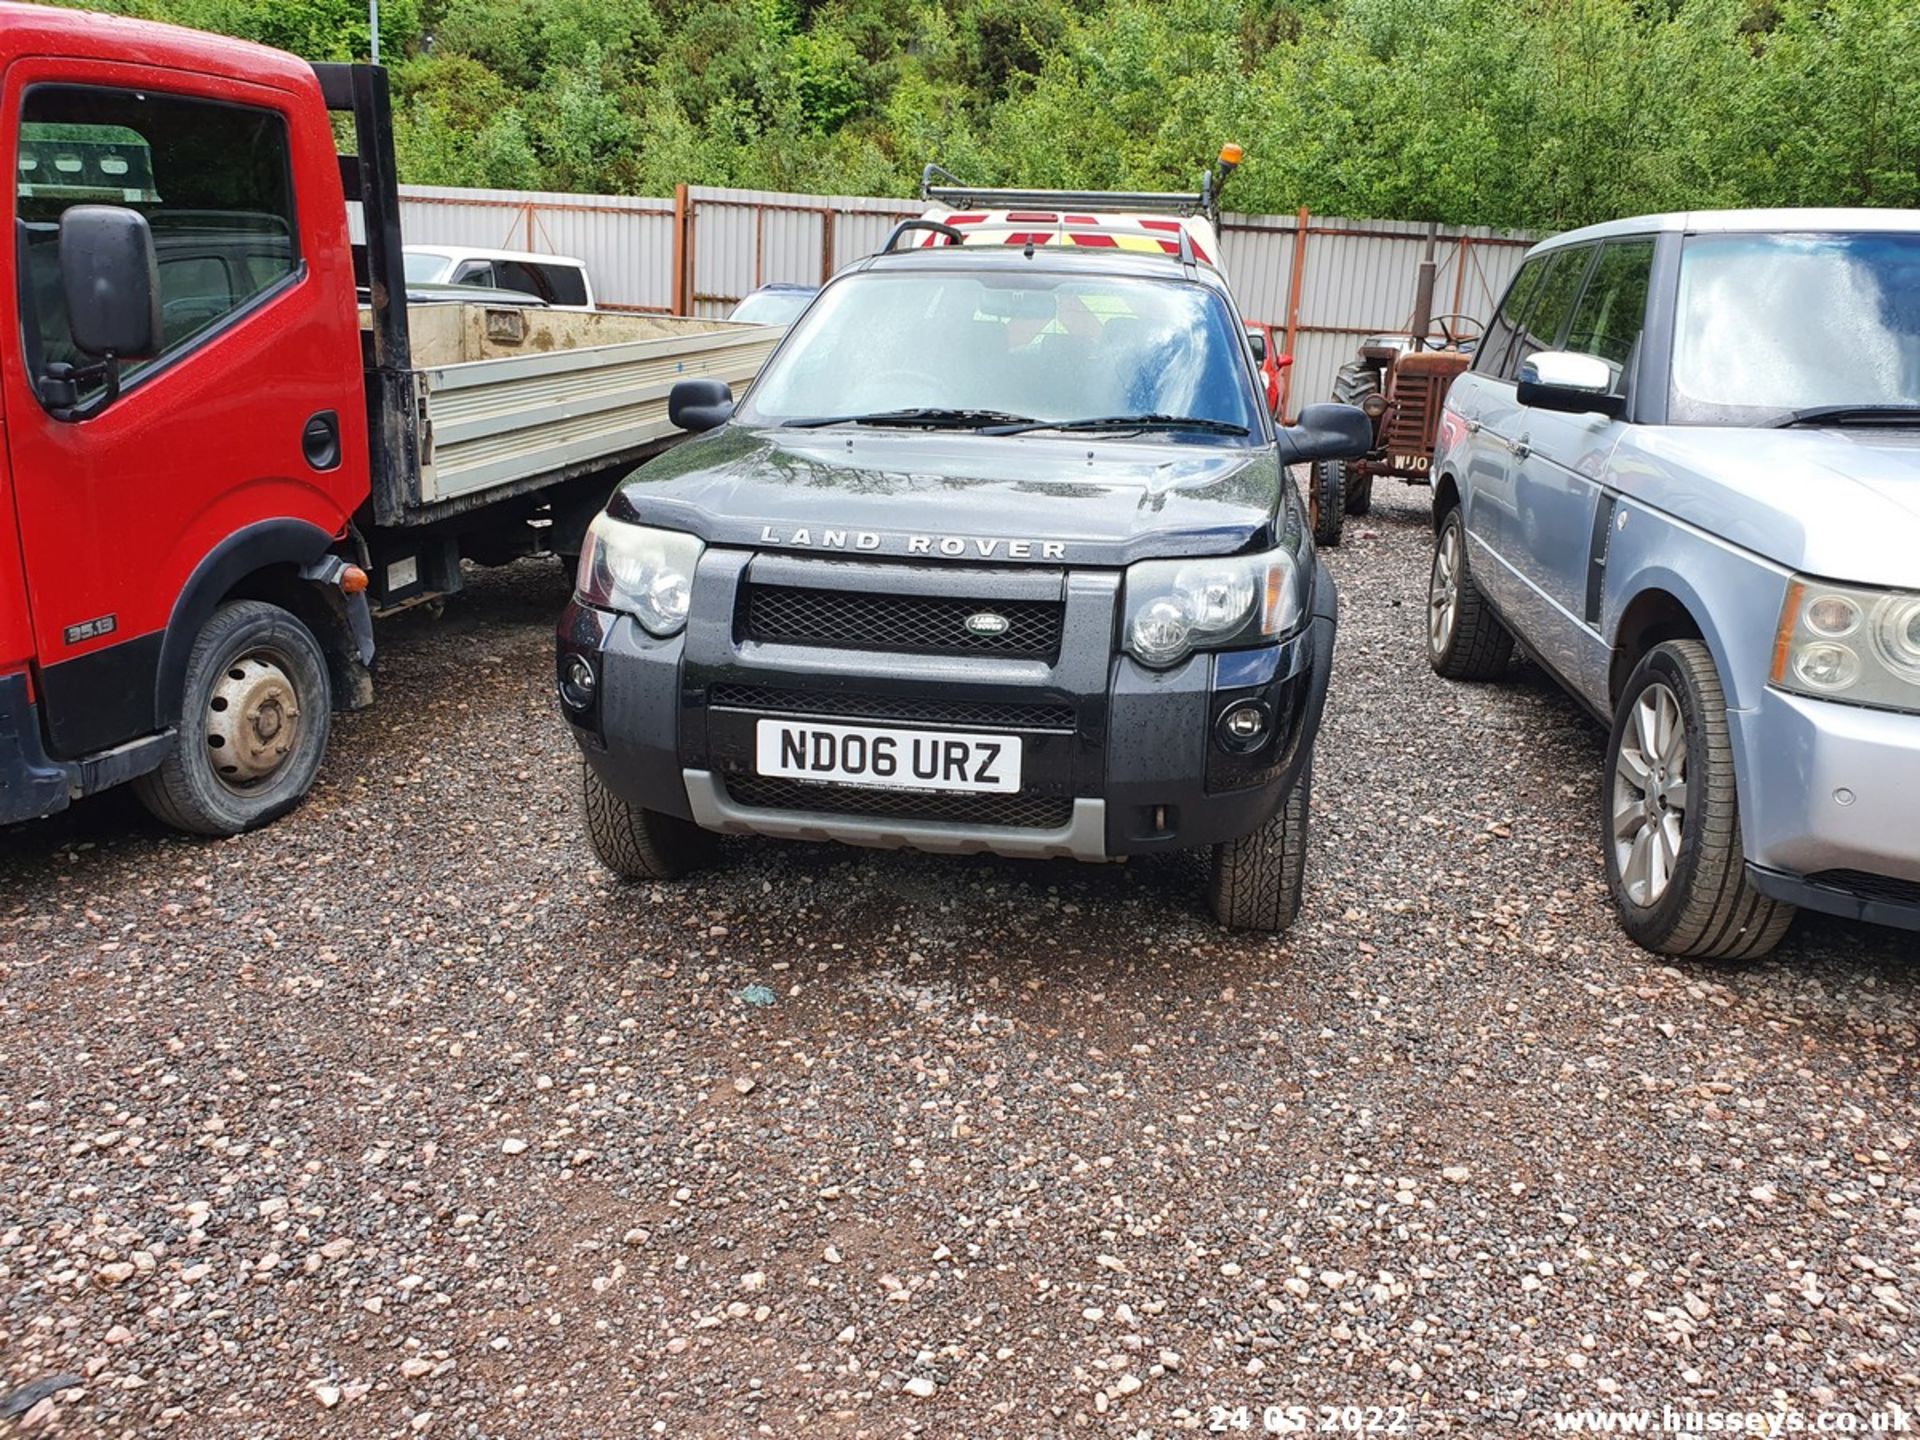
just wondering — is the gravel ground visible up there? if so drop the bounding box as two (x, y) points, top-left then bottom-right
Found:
(2, 486), (1916, 1439)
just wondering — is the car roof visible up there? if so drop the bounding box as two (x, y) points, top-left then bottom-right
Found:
(851, 243), (1236, 299)
(405, 245), (588, 268)
(744, 282), (819, 294)
(1533, 207), (1920, 254)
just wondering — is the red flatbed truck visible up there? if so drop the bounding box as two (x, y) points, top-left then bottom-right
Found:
(0, 5), (774, 835)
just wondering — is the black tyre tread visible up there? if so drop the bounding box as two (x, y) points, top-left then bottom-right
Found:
(131, 600), (330, 837)
(1606, 640), (1794, 960)
(1310, 458), (1346, 547)
(1208, 767), (1311, 933)
(581, 763), (716, 880)
(1428, 508), (1513, 681)
(1331, 364), (1380, 515)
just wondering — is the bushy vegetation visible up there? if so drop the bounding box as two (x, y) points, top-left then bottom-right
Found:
(59, 0), (1920, 227)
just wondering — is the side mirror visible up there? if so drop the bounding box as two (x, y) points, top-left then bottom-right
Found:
(1276, 402), (1374, 465)
(60, 205), (160, 360)
(1517, 350), (1624, 418)
(669, 378), (735, 434)
(1277, 352), (1294, 369)
(1245, 328), (1268, 365)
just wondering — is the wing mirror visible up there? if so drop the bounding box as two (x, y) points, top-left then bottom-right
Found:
(1246, 328), (1268, 365)
(1277, 402), (1373, 465)
(41, 204), (160, 419)
(668, 378), (735, 434)
(1517, 350), (1624, 418)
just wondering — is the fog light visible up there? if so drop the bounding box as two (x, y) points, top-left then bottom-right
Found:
(559, 653), (598, 711)
(1218, 700), (1270, 751)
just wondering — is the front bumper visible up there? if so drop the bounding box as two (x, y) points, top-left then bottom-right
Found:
(1734, 688), (1920, 931)
(558, 549), (1336, 862)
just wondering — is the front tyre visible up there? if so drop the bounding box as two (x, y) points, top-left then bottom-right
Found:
(1309, 459), (1346, 547)
(1208, 764), (1311, 933)
(1426, 507), (1513, 680)
(581, 762), (718, 880)
(133, 600), (332, 836)
(1603, 641), (1795, 960)
(1330, 362), (1380, 515)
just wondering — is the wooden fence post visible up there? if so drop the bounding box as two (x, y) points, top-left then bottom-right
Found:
(672, 183), (692, 316)
(1280, 205), (1311, 421)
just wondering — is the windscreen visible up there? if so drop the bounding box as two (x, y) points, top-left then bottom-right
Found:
(740, 270), (1262, 440)
(404, 251), (451, 283)
(1672, 232), (1920, 424)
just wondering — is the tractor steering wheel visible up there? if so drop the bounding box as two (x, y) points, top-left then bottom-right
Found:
(1424, 313), (1485, 351)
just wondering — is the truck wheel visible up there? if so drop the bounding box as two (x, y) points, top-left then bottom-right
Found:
(1427, 507), (1512, 680)
(581, 762), (717, 879)
(133, 601), (332, 837)
(1330, 363), (1380, 515)
(1603, 641), (1795, 960)
(1309, 459), (1346, 547)
(1208, 764), (1311, 933)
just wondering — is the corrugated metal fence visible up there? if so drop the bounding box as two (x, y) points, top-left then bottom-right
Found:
(396, 182), (1538, 414)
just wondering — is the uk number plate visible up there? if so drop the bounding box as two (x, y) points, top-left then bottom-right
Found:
(754, 720), (1022, 794)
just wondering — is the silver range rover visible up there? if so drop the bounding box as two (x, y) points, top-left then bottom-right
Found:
(1428, 208), (1920, 958)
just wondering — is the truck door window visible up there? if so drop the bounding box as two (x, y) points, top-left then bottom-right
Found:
(535, 263), (589, 307)
(1562, 239), (1654, 394)
(490, 260), (549, 302)
(14, 84), (298, 403)
(1502, 245), (1594, 381)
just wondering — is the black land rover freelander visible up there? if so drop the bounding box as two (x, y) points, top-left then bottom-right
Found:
(555, 213), (1369, 932)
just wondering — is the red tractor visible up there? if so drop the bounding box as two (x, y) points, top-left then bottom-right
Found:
(1309, 228), (1483, 546)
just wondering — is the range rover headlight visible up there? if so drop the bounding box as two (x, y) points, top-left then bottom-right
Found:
(1122, 547), (1303, 669)
(1774, 578), (1920, 711)
(576, 514), (704, 636)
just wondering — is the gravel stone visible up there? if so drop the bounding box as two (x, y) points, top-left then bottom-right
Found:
(2, 496), (1917, 1436)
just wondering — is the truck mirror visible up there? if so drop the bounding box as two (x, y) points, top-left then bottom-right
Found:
(669, 378), (735, 434)
(60, 205), (160, 361)
(1277, 402), (1373, 465)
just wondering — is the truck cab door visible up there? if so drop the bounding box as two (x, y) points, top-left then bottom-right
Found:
(3, 58), (364, 760)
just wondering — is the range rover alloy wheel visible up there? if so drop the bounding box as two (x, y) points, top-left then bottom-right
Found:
(1601, 641), (1794, 959)
(1425, 507), (1512, 680)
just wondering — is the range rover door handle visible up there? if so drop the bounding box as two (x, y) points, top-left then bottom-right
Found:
(1512, 439), (1531, 460)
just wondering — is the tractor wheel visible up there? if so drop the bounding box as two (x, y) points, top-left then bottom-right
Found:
(1309, 458), (1346, 547)
(1332, 363), (1380, 515)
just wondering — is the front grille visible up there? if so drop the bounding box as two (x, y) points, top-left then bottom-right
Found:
(1806, 870), (1920, 908)
(709, 684), (1075, 733)
(742, 585), (1062, 658)
(727, 776), (1074, 830)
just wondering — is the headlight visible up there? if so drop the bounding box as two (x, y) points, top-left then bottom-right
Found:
(1773, 577), (1920, 712)
(1122, 547), (1303, 668)
(575, 515), (703, 636)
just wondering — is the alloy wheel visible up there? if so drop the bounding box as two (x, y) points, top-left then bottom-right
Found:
(1611, 681), (1689, 907)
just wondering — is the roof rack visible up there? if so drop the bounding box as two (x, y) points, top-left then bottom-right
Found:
(920, 147), (1240, 226)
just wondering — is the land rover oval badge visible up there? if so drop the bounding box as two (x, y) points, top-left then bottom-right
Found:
(965, 611), (1011, 637)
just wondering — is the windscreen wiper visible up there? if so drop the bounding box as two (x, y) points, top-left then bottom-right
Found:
(1770, 404), (1920, 428)
(983, 413), (1251, 437)
(783, 407), (1037, 430)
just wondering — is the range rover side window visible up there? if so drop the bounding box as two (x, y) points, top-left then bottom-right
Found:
(16, 83), (298, 395)
(1563, 239), (1655, 394)
(1474, 255), (1548, 378)
(1504, 245), (1594, 381)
